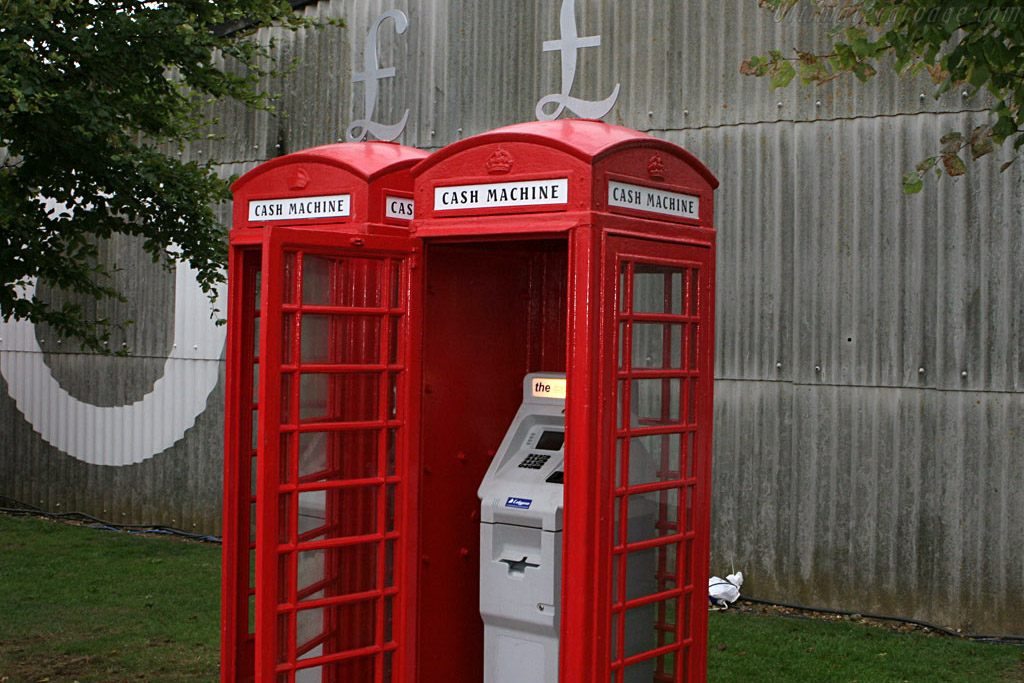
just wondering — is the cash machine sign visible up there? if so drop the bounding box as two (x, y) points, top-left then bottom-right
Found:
(505, 497), (533, 510)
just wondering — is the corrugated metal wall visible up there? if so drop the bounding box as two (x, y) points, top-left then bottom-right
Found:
(1, 0), (1020, 633)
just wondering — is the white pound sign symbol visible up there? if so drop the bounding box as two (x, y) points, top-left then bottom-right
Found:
(536, 0), (620, 121)
(347, 10), (410, 142)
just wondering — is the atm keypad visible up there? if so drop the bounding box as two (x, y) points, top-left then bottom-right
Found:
(518, 453), (551, 469)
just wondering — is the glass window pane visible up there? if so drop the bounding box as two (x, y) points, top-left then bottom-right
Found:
(281, 313), (295, 365)
(298, 487), (378, 540)
(297, 542), (378, 604)
(279, 432), (293, 485)
(336, 258), (383, 308)
(278, 492), (294, 544)
(299, 429), (378, 481)
(628, 433), (681, 486)
(626, 489), (679, 545)
(630, 378), (682, 426)
(280, 372), (294, 423)
(624, 543), (679, 602)
(619, 263), (629, 313)
(302, 254), (332, 306)
(281, 253), (295, 305)
(299, 372), (381, 423)
(253, 269), (263, 310)
(388, 315), (401, 365)
(689, 268), (700, 316)
(633, 265), (684, 315)
(390, 260), (402, 309)
(276, 611), (291, 664)
(632, 323), (682, 369)
(301, 314), (382, 366)
(622, 598), (677, 661)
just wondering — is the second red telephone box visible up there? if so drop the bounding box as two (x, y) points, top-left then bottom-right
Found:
(224, 120), (718, 683)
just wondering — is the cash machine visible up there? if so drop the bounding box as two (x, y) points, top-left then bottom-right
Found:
(478, 373), (567, 682)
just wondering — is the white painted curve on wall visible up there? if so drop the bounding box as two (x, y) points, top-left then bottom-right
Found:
(0, 261), (226, 466)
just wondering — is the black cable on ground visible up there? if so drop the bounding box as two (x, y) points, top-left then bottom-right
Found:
(737, 595), (1024, 645)
(0, 495), (222, 543)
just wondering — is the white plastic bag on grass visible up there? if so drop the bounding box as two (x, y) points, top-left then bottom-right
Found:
(708, 571), (743, 610)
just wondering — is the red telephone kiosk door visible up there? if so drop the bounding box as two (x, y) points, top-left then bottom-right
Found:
(224, 142), (425, 683)
(254, 227), (421, 683)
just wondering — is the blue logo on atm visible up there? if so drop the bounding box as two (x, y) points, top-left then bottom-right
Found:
(505, 497), (533, 510)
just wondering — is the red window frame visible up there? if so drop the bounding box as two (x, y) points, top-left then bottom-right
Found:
(254, 228), (421, 683)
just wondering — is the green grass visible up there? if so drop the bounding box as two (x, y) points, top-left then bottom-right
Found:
(0, 514), (221, 683)
(709, 608), (1024, 682)
(1, 513), (1022, 682)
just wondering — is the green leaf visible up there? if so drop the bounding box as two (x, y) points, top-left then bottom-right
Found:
(851, 61), (877, 82)
(902, 172), (924, 194)
(770, 61), (797, 89)
(969, 64), (991, 88)
(916, 156), (937, 173)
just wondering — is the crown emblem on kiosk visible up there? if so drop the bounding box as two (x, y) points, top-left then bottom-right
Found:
(485, 148), (514, 175)
(289, 168), (310, 190)
(647, 153), (666, 181)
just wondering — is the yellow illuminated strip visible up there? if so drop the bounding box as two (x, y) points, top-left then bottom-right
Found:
(531, 377), (567, 400)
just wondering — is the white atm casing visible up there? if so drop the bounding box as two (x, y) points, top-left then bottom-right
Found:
(478, 373), (566, 683)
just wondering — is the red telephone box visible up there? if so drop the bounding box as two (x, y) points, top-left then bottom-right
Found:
(223, 141), (428, 683)
(224, 120), (717, 683)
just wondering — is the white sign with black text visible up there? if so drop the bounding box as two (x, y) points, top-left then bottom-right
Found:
(248, 194), (351, 222)
(385, 195), (415, 221)
(434, 178), (569, 212)
(607, 180), (699, 220)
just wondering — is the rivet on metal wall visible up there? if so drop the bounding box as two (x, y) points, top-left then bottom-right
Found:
(776, 362), (782, 369)
(683, 109), (689, 116)
(918, 367), (926, 374)
(961, 370), (968, 378)
(962, 91), (969, 98)
(919, 93), (926, 102)
(815, 100), (822, 108)
(777, 101), (783, 108)
(814, 365), (821, 373)
(648, 110), (653, 116)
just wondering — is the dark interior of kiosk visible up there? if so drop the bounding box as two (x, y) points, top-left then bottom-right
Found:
(417, 237), (568, 679)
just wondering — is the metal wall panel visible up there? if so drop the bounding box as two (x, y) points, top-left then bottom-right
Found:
(2, 0), (1021, 633)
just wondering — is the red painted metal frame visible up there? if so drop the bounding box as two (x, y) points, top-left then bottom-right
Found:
(222, 246), (262, 683)
(603, 237), (715, 682)
(255, 227), (421, 683)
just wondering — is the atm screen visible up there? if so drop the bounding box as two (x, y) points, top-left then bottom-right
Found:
(536, 430), (564, 451)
